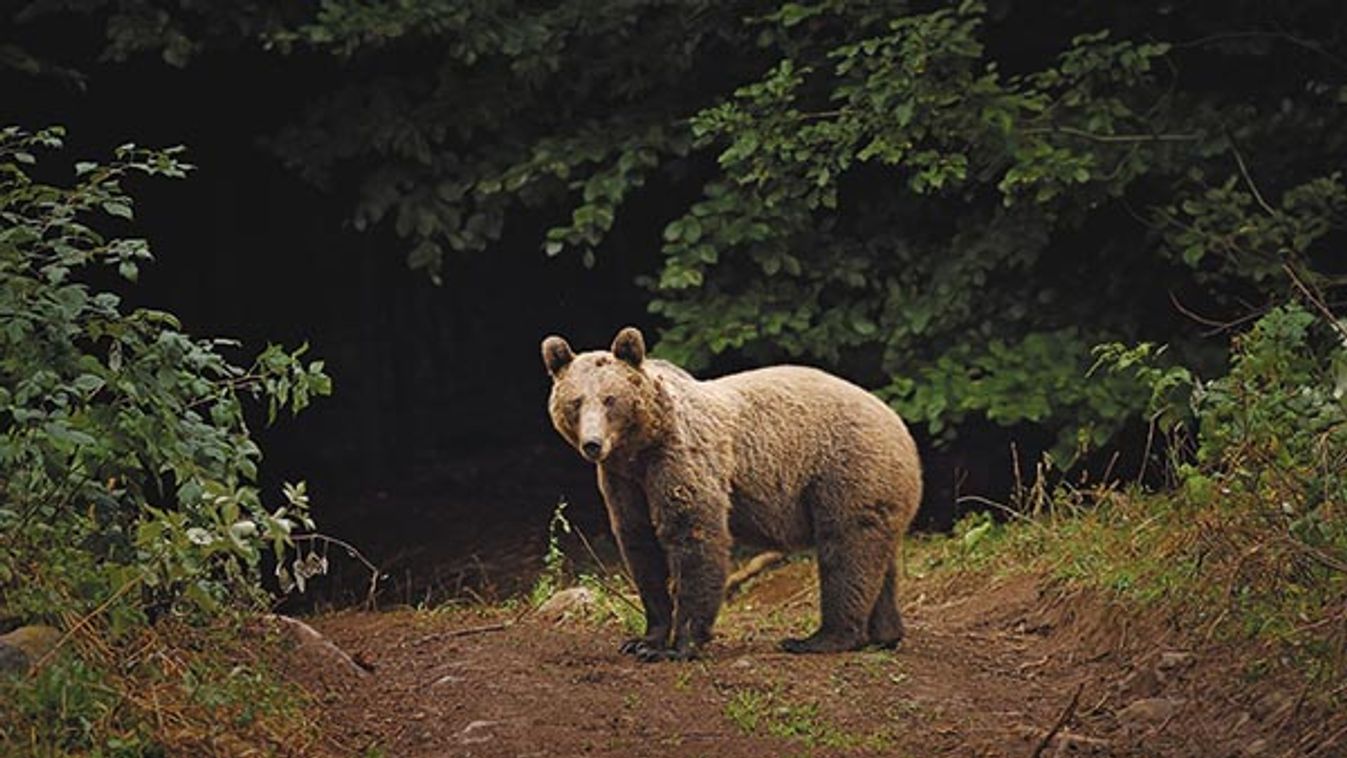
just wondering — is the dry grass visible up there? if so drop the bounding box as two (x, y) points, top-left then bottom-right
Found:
(2, 613), (321, 757)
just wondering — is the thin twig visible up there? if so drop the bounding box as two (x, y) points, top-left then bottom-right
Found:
(957, 494), (1033, 523)
(570, 524), (618, 584)
(441, 621), (510, 638)
(1282, 262), (1347, 343)
(1230, 141), (1277, 216)
(1022, 126), (1200, 143)
(1030, 682), (1085, 758)
(1172, 31), (1347, 72)
(1277, 681), (1312, 735)
(725, 551), (787, 597)
(1280, 534), (1347, 575)
(1136, 412), (1159, 488)
(1226, 141), (1347, 342)
(1145, 707), (1182, 740)
(566, 523), (644, 615)
(585, 571), (646, 616)
(28, 576), (140, 675)
(290, 533), (383, 610)
(1099, 450), (1121, 487)
(1306, 722), (1347, 757)
(415, 601), (537, 646)
(1167, 290), (1268, 334)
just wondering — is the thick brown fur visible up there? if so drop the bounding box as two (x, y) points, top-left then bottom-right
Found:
(541, 327), (922, 661)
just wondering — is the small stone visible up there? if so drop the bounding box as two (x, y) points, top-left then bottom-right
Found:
(0, 625), (61, 675)
(1157, 651), (1195, 671)
(1225, 710), (1252, 734)
(1116, 697), (1184, 730)
(537, 587), (596, 622)
(458, 719), (500, 745)
(1242, 738), (1270, 756)
(0, 646), (26, 675)
(1051, 731), (1110, 755)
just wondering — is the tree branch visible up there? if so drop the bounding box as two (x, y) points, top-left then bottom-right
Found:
(1022, 126), (1200, 143)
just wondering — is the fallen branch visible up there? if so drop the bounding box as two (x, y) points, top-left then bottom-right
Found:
(1030, 682), (1085, 758)
(263, 614), (370, 677)
(414, 602), (536, 646)
(725, 551), (787, 597)
(441, 621), (509, 638)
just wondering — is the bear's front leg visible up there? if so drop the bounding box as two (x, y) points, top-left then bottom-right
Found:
(639, 489), (731, 663)
(600, 469), (673, 657)
(613, 523), (674, 657)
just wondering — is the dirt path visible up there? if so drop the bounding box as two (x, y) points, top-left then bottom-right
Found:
(285, 561), (1326, 757)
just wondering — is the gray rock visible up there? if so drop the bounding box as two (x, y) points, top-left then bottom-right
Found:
(458, 719), (500, 745)
(537, 587), (597, 622)
(0, 625), (60, 675)
(0, 644), (28, 675)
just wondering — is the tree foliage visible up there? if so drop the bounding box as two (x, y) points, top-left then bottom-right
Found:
(9, 0), (1347, 461)
(0, 126), (331, 632)
(259, 0), (1347, 459)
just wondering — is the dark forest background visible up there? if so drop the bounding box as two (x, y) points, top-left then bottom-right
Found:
(5, 0), (1346, 604)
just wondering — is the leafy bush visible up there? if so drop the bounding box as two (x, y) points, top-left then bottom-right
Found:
(0, 126), (330, 751)
(962, 302), (1347, 683)
(1098, 304), (1347, 506)
(1193, 307), (1347, 506)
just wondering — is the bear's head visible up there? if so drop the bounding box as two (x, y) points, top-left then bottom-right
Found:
(541, 327), (666, 464)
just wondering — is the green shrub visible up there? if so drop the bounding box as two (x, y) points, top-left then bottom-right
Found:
(1000, 303), (1347, 680)
(0, 125), (330, 753)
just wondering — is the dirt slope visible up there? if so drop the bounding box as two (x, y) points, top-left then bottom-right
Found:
(284, 561), (1339, 757)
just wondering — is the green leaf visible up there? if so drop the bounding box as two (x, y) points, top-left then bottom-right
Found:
(73, 374), (106, 394)
(103, 201), (133, 219)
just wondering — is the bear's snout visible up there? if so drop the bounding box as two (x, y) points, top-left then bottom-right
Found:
(581, 439), (604, 461)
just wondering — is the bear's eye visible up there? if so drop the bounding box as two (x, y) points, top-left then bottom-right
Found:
(602, 395), (617, 408)
(568, 398), (583, 413)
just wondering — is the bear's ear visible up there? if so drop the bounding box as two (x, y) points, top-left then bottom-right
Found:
(611, 326), (645, 368)
(541, 335), (574, 378)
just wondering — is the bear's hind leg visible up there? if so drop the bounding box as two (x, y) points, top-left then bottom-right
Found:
(781, 527), (889, 654)
(867, 559), (905, 648)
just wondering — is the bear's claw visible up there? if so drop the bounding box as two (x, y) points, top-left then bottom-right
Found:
(619, 638), (658, 656)
(635, 646), (696, 663)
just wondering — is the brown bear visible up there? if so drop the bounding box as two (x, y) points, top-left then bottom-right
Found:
(542, 327), (922, 662)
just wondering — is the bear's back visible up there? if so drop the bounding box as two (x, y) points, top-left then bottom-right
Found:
(686, 364), (921, 547)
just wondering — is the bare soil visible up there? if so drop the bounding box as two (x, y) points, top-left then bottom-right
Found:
(282, 560), (1343, 757)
